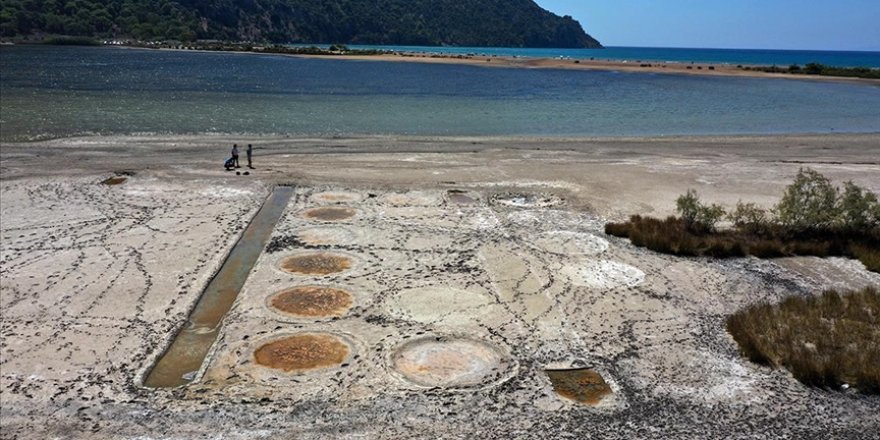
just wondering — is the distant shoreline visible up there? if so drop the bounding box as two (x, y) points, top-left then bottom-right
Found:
(5, 41), (879, 84)
(136, 44), (880, 85)
(298, 51), (880, 85)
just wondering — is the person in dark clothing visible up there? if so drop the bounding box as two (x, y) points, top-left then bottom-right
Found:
(231, 144), (241, 168)
(246, 144), (254, 169)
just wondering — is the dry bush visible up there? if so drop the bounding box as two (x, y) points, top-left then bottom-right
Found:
(850, 244), (880, 273)
(746, 239), (786, 258)
(727, 287), (880, 393)
(604, 221), (632, 238)
(604, 214), (880, 273)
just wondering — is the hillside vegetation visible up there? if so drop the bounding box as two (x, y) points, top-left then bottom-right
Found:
(0, 0), (602, 48)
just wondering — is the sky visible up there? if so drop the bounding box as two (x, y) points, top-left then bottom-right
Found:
(537, 0), (880, 51)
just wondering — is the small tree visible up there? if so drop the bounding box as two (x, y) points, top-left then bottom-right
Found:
(696, 203), (726, 232)
(728, 201), (768, 234)
(775, 168), (839, 230)
(677, 189), (726, 232)
(838, 181), (879, 231)
(676, 189), (700, 225)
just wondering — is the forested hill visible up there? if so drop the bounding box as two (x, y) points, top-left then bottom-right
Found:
(0, 0), (602, 48)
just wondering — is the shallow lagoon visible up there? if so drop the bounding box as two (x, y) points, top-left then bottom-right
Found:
(2, 45), (879, 141)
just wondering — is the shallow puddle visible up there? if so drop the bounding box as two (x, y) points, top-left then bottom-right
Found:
(447, 190), (476, 204)
(101, 176), (127, 185)
(254, 333), (350, 372)
(143, 186), (294, 388)
(302, 207), (357, 221)
(270, 286), (353, 317)
(279, 253), (353, 275)
(545, 368), (612, 405)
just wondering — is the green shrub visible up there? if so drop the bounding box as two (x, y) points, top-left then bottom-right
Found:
(676, 189), (701, 225)
(838, 181), (880, 230)
(676, 189), (726, 233)
(775, 168), (839, 230)
(728, 201), (769, 234)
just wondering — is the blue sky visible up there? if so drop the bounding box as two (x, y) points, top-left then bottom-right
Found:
(537, 0), (880, 51)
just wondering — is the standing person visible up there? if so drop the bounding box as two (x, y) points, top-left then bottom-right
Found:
(246, 144), (254, 169)
(231, 144), (240, 168)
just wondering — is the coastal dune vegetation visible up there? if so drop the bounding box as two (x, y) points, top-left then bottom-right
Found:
(605, 168), (880, 273)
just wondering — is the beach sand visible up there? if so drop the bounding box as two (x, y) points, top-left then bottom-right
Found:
(1, 134), (879, 439)
(296, 52), (880, 85)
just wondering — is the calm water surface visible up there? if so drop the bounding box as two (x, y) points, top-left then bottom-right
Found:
(1, 46), (879, 141)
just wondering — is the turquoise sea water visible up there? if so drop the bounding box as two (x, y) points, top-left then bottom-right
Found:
(1, 45), (879, 141)
(346, 45), (880, 68)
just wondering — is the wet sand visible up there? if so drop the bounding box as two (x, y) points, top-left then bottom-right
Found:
(1, 134), (879, 439)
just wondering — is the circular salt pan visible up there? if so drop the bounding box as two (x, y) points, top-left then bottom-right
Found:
(392, 337), (512, 388)
(279, 253), (354, 276)
(254, 333), (350, 373)
(311, 191), (363, 204)
(562, 260), (645, 289)
(532, 231), (609, 256)
(269, 286), (353, 318)
(386, 287), (494, 323)
(447, 190), (478, 204)
(301, 207), (358, 222)
(296, 226), (357, 246)
(379, 191), (442, 206)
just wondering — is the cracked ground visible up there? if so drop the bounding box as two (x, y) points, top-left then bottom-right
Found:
(1, 135), (879, 439)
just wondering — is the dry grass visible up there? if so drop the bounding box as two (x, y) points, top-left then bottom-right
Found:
(727, 287), (880, 393)
(850, 244), (880, 273)
(604, 215), (880, 273)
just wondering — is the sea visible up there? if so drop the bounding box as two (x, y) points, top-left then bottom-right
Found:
(1, 45), (879, 141)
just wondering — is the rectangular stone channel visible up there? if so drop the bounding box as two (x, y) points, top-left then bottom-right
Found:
(143, 186), (295, 388)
